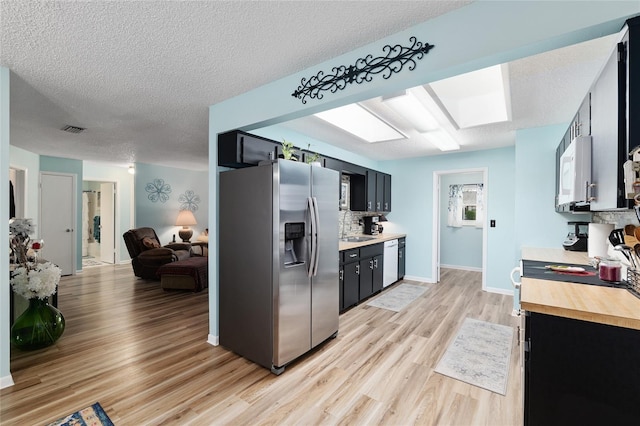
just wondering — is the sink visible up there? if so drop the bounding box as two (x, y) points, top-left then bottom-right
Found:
(340, 236), (375, 243)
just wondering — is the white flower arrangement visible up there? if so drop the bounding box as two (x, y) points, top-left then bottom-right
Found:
(9, 218), (61, 300)
(10, 262), (61, 300)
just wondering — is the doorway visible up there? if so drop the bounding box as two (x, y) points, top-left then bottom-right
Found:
(432, 168), (488, 290)
(82, 181), (116, 267)
(9, 167), (25, 219)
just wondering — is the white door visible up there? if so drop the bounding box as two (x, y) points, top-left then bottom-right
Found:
(40, 172), (76, 275)
(100, 182), (115, 264)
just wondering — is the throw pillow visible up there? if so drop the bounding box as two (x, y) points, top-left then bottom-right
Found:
(142, 237), (160, 249)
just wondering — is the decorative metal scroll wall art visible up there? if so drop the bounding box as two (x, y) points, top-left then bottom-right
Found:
(292, 37), (434, 104)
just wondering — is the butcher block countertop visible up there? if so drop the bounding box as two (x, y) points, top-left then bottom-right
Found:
(521, 247), (640, 331)
(339, 233), (406, 251)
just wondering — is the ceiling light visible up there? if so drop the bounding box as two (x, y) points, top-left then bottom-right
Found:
(422, 130), (460, 151)
(429, 64), (511, 129)
(314, 104), (405, 143)
(382, 90), (439, 132)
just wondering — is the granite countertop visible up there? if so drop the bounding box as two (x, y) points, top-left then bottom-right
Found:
(338, 233), (406, 251)
(520, 246), (640, 331)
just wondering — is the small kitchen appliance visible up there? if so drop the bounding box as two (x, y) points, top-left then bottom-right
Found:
(363, 216), (379, 235)
(563, 221), (589, 251)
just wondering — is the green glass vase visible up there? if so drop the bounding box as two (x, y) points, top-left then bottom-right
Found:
(11, 298), (65, 350)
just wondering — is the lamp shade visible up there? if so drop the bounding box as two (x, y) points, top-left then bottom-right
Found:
(175, 210), (197, 226)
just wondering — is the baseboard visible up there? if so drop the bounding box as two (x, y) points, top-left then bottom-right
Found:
(403, 274), (435, 284)
(0, 374), (14, 389)
(484, 286), (514, 296)
(440, 264), (483, 272)
(207, 334), (219, 346)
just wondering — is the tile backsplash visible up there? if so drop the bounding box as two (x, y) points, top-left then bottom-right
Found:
(339, 174), (378, 237)
(592, 211), (638, 228)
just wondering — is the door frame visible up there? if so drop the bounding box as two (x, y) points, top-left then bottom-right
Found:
(432, 167), (488, 290)
(82, 178), (119, 267)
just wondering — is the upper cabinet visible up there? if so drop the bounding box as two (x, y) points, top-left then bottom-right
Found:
(217, 130), (392, 213)
(556, 16), (639, 212)
(350, 170), (391, 213)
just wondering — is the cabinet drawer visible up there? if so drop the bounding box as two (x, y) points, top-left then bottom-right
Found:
(342, 249), (360, 263)
(360, 243), (383, 258)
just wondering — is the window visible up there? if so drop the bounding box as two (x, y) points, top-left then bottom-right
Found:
(448, 183), (483, 228)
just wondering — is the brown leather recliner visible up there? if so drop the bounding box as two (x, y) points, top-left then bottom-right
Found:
(123, 227), (191, 279)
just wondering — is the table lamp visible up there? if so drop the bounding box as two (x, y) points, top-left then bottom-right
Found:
(175, 210), (197, 242)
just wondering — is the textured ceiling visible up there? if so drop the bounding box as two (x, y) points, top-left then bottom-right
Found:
(0, 1), (620, 170)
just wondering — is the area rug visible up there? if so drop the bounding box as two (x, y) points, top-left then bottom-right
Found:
(46, 402), (114, 426)
(434, 317), (514, 395)
(366, 283), (428, 312)
(82, 258), (104, 267)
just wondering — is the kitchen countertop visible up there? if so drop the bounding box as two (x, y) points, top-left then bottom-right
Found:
(339, 233), (406, 251)
(520, 247), (640, 331)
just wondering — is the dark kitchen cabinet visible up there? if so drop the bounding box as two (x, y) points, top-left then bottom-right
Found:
(398, 238), (406, 279)
(383, 174), (392, 212)
(340, 248), (360, 312)
(524, 312), (640, 425)
(352, 171), (392, 212)
(358, 243), (384, 301)
(218, 130), (279, 168)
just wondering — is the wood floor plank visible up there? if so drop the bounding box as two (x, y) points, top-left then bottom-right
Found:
(0, 265), (522, 425)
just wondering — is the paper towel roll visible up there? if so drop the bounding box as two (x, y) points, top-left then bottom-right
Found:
(588, 223), (614, 258)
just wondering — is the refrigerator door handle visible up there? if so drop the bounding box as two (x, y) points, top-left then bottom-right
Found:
(311, 196), (320, 276)
(307, 197), (318, 277)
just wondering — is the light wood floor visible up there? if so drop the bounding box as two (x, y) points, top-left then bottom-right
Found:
(1, 265), (523, 425)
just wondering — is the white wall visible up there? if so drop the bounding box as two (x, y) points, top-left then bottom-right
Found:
(83, 161), (136, 264)
(9, 145), (39, 227)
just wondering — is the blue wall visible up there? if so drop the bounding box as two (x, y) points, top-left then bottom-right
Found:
(208, 1), (640, 338)
(135, 162), (208, 245)
(381, 147), (515, 293)
(1, 67), (11, 385)
(440, 172), (484, 270)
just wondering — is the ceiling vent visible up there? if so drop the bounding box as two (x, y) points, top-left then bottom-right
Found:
(61, 125), (86, 134)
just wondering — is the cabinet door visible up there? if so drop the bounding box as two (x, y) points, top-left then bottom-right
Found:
(372, 254), (384, 293)
(343, 262), (360, 309)
(339, 265), (344, 312)
(398, 247), (406, 279)
(577, 93), (591, 137)
(359, 258), (374, 300)
(366, 171), (376, 212)
(375, 172), (384, 212)
(383, 174), (392, 212)
(590, 40), (627, 210)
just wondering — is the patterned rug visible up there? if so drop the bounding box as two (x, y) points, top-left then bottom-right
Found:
(434, 317), (514, 395)
(366, 283), (428, 312)
(82, 258), (105, 268)
(46, 402), (114, 426)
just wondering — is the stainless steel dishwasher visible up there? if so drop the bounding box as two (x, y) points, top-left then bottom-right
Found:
(383, 239), (399, 287)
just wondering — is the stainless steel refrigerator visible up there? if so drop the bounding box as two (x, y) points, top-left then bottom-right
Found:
(219, 159), (339, 374)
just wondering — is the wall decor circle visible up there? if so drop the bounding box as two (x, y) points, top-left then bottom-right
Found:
(179, 190), (200, 212)
(145, 178), (172, 203)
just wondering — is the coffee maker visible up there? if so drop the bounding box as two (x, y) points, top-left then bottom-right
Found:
(562, 221), (589, 251)
(363, 216), (380, 235)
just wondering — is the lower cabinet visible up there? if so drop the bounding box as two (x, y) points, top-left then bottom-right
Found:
(339, 243), (384, 312)
(524, 312), (640, 425)
(398, 237), (406, 279)
(341, 261), (360, 311)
